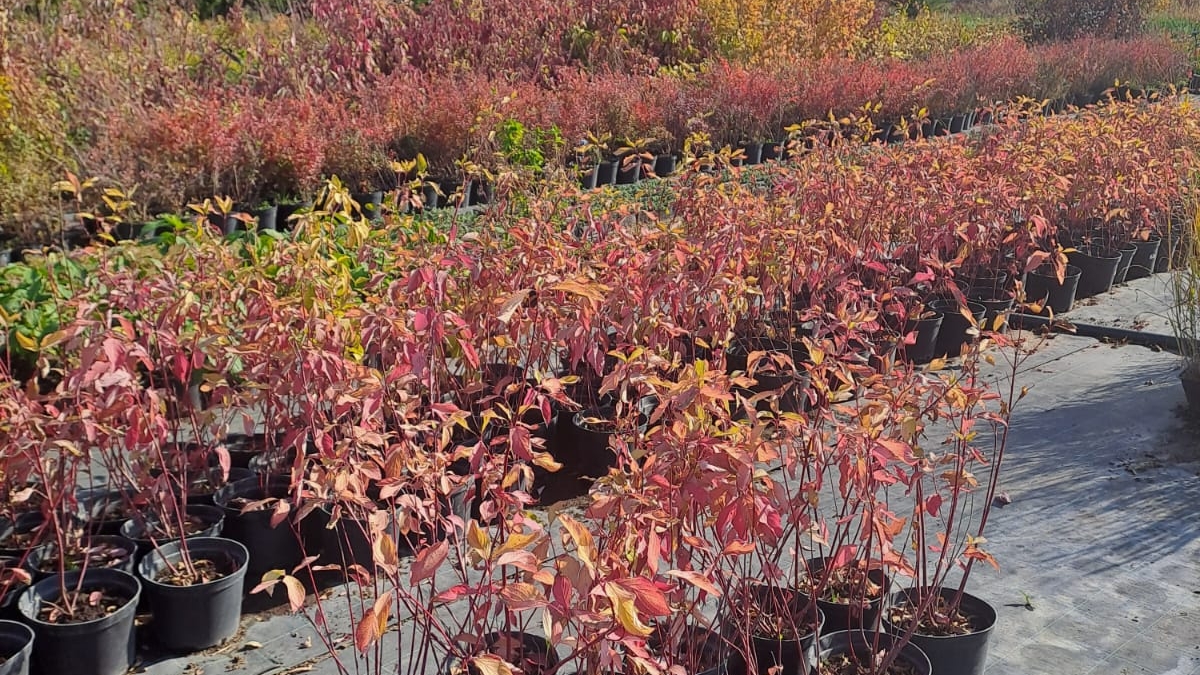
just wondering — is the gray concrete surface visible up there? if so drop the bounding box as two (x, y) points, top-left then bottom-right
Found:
(138, 272), (1200, 675)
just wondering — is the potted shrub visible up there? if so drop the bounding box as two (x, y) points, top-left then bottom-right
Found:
(1168, 203), (1200, 412)
(136, 536), (249, 651)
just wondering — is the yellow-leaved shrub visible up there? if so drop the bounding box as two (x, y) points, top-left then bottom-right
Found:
(698, 0), (876, 63)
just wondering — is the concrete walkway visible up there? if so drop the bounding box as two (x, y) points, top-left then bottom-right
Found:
(139, 274), (1200, 675)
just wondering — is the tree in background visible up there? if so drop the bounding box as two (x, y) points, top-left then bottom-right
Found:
(1017, 0), (1151, 42)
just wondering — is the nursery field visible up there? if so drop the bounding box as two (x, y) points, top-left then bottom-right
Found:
(4, 0), (1200, 674)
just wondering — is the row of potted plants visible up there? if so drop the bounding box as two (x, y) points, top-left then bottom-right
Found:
(2, 33), (1185, 236)
(1, 99), (1199, 674)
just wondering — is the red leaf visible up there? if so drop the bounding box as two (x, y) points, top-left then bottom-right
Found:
(925, 494), (943, 517)
(411, 540), (449, 584)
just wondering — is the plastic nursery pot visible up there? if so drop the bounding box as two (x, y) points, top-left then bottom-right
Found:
(119, 503), (225, 554)
(31, 536), (137, 582)
(795, 557), (891, 633)
(615, 158), (641, 185)
(653, 153), (677, 177)
(1127, 235), (1161, 280)
(351, 190), (384, 221)
(1113, 242), (1138, 285)
(725, 336), (811, 414)
(214, 476), (304, 583)
(566, 404), (651, 480)
(738, 142), (764, 165)
(0, 619), (33, 675)
(816, 630), (931, 675)
(742, 584), (824, 675)
(929, 298), (987, 359)
(82, 489), (139, 536)
(447, 631), (560, 675)
(648, 624), (732, 675)
(18, 568), (141, 675)
(968, 290), (1017, 333)
(186, 467), (255, 506)
(0, 558), (34, 623)
(579, 165), (600, 190)
(0, 512), (48, 560)
(138, 537), (248, 652)
(1024, 265), (1082, 315)
(1068, 247), (1121, 298)
(761, 140), (783, 161)
(900, 313), (943, 366)
(275, 202), (310, 231)
(965, 271), (1009, 296)
(882, 587), (996, 675)
(222, 432), (281, 469)
(596, 160), (618, 186)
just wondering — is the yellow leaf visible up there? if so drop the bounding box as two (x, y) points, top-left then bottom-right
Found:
(495, 289), (531, 323)
(492, 530), (542, 560)
(14, 331), (38, 353)
(926, 357), (946, 372)
(466, 520), (491, 559)
(558, 515), (595, 574)
(471, 655), (515, 675)
(604, 582), (654, 636)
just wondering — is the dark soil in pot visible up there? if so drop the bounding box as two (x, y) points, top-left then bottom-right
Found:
(883, 587), (996, 675)
(32, 536), (136, 581)
(816, 630), (931, 675)
(1128, 235), (1161, 280)
(119, 504), (225, 554)
(796, 557), (890, 633)
(17, 568), (140, 675)
(742, 584), (824, 675)
(0, 619), (33, 675)
(1024, 265), (1082, 315)
(1113, 242), (1138, 285)
(1068, 247), (1121, 298)
(929, 298), (986, 358)
(83, 490), (140, 536)
(138, 537), (248, 651)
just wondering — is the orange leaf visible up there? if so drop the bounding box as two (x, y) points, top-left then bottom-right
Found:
(283, 575), (306, 612)
(411, 540), (449, 584)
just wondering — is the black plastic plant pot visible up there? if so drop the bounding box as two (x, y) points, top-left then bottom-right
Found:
(32, 536), (136, 582)
(649, 624), (731, 675)
(743, 584), (824, 675)
(421, 183), (441, 210)
(1113, 242), (1137, 285)
(222, 432), (279, 469)
(1025, 265), (1082, 315)
(966, 271), (1008, 296)
(214, 477), (303, 583)
(816, 630), (930, 675)
(0, 620), (33, 675)
(968, 290), (1016, 333)
(187, 467), (255, 506)
(579, 165), (600, 190)
(795, 557), (890, 634)
(739, 142), (764, 165)
(17, 568), (140, 675)
(250, 205), (278, 231)
(275, 202), (310, 231)
(0, 557), (33, 623)
(138, 537), (248, 652)
(351, 190), (384, 221)
(761, 141), (783, 161)
(615, 160), (641, 185)
(83, 489), (138, 536)
(0, 513), (46, 559)
(882, 587), (996, 675)
(900, 314), (943, 365)
(596, 161), (618, 186)
(1127, 235), (1161, 280)
(119, 504), (225, 554)
(449, 631), (559, 675)
(1068, 247), (1121, 298)
(653, 154), (677, 178)
(566, 409), (624, 480)
(929, 299), (986, 359)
